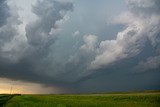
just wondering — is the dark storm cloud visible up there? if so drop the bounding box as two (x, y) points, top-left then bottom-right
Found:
(26, 0), (73, 47)
(134, 55), (160, 73)
(0, 0), (73, 88)
(0, 0), (160, 93)
(21, 0), (74, 85)
(23, 0), (73, 80)
(74, 0), (160, 92)
(62, 35), (98, 82)
(0, 0), (9, 27)
(0, 0), (22, 61)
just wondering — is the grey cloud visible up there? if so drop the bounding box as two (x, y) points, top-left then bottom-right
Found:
(72, 31), (80, 37)
(0, 0), (9, 27)
(127, 0), (160, 15)
(80, 35), (98, 53)
(0, 0), (159, 93)
(0, 0), (22, 62)
(134, 55), (160, 72)
(46, 34), (98, 83)
(54, 34), (98, 82)
(26, 0), (73, 47)
(0, 0), (73, 87)
(23, 0), (73, 82)
(89, 0), (160, 70)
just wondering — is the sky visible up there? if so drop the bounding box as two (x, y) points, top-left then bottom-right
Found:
(0, 0), (160, 94)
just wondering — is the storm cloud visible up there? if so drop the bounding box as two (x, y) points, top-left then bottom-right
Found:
(134, 55), (160, 73)
(0, 0), (73, 87)
(89, 0), (160, 70)
(0, 0), (9, 27)
(0, 0), (160, 93)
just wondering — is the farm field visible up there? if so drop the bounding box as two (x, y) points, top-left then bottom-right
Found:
(1, 91), (160, 107)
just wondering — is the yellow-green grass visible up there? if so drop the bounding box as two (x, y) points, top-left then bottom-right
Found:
(2, 91), (160, 107)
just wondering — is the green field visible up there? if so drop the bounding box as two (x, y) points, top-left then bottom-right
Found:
(1, 91), (160, 107)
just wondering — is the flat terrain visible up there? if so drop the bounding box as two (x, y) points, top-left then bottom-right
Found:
(1, 91), (160, 107)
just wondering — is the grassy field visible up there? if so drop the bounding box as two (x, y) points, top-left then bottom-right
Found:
(0, 94), (16, 106)
(1, 91), (160, 107)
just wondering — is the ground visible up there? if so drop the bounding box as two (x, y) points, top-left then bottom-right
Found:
(1, 91), (160, 107)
